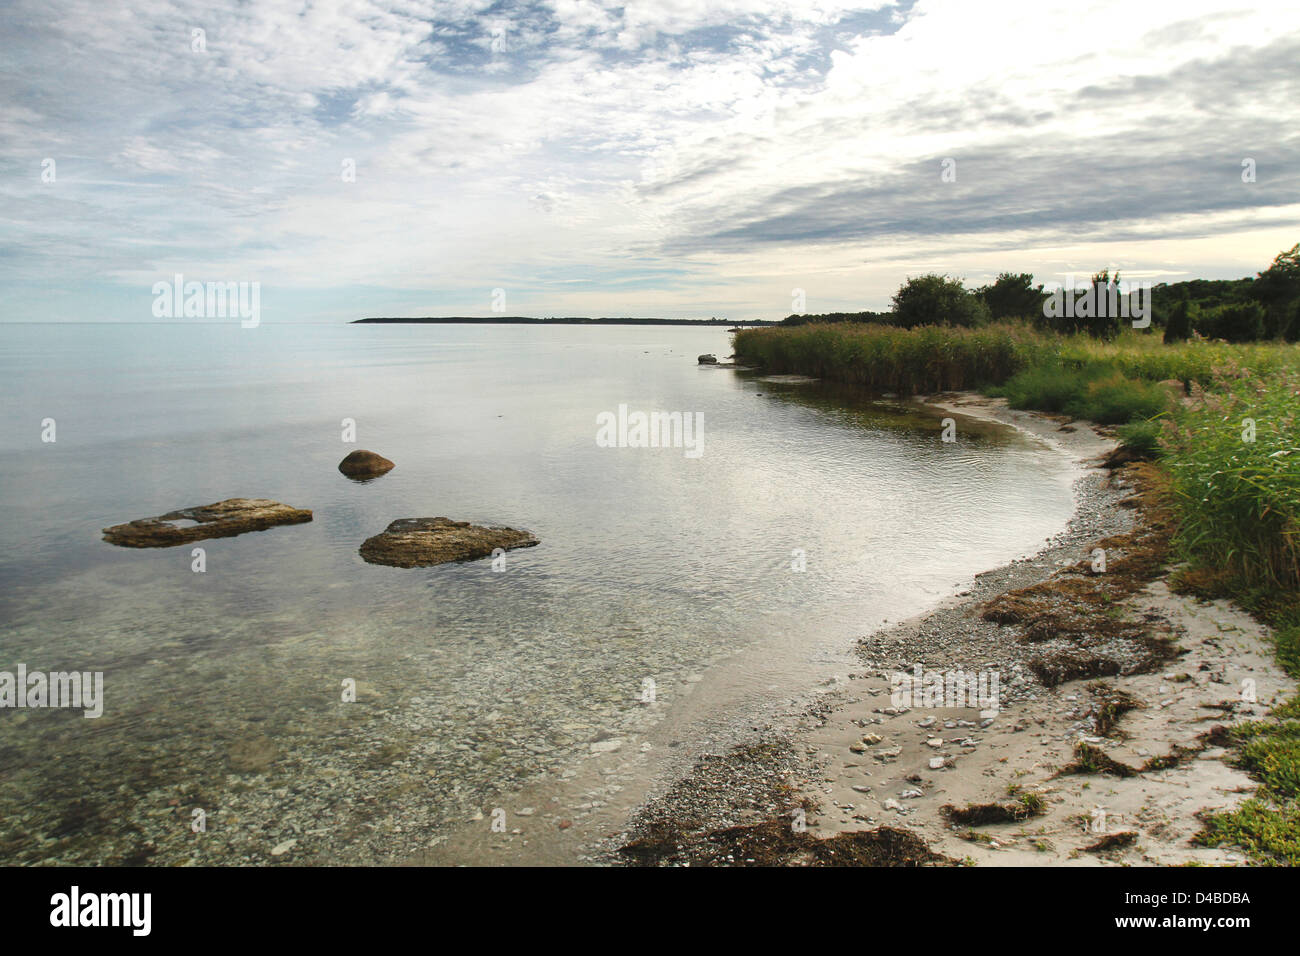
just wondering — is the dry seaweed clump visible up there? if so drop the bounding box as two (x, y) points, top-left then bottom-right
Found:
(617, 739), (954, 866)
(1058, 742), (1140, 778)
(619, 820), (955, 867)
(1087, 682), (1143, 737)
(1083, 831), (1138, 854)
(942, 791), (1046, 826)
(1060, 739), (1206, 780)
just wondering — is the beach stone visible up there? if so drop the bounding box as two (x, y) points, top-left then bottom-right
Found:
(102, 498), (312, 548)
(338, 449), (395, 479)
(359, 517), (538, 568)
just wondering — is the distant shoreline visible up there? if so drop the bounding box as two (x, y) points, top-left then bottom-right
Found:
(352, 316), (777, 326)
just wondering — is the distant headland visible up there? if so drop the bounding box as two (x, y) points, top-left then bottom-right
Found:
(351, 316), (777, 326)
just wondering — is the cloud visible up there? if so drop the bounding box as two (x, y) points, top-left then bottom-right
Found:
(0, 0), (1297, 321)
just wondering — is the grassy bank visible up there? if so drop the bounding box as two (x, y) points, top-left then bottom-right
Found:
(1168, 369), (1300, 864)
(734, 320), (1300, 862)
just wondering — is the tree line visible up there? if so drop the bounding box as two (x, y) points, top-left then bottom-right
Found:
(781, 243), (1300, 342)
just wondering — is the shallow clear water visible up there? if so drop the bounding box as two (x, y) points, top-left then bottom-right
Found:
(0, 322), (1076, 864)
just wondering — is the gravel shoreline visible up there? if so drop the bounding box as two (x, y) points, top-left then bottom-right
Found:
(611, 393), (1293, 866)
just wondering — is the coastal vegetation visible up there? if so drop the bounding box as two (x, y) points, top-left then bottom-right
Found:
(776, 243), (1300, 343)
(734, 246), (1300, 863)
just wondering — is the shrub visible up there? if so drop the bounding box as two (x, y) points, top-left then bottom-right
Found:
(891, 274), (990, 328)
(1163, 300), (1194, 344)
(1197, 302), (1267, 343)
(1116, 419), (1163, 458)
(977, 272), (1047, 320)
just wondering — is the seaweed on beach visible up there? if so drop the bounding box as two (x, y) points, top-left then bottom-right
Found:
(1088, 682), (1143, 736)
(1083, 830), (1138, 853)
(1057, 742), (1140, 778)
(981, 463), (1175, 641)
(620, 820), (956, 867)
(980, 464), (1186, 689)
(941, 792), (1046, 826)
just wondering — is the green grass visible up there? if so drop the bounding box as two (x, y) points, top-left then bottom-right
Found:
(1116, 419), (1164, 458)
(994, 363), (1169, 424)
(1199, 714), (1300, 864)
(1162, 369), (1300, 592)
(1198, 799), (1300, 865)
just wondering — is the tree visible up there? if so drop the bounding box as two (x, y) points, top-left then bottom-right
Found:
(1163, 299), (1194, 344)
(891, 274), (990, 328)
(1197, 302), (1266, 343)
(1252, 242), (1300, 339)
(976, 272), (1047, 320)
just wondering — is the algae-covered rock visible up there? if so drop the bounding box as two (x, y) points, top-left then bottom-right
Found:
(103, 498), (313, 548)
(359, 517), (538, 568)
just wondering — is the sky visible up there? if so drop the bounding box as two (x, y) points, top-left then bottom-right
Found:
(2, 0), (1299, 322)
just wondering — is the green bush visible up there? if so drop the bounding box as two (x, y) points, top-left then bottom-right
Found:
(1072, 371), (1169, 424)
(891, 274), (990, 328)
(996, 363), (1169, 424)
(1197, 302), (1267, 342)
(1116, 419), (1164, 458)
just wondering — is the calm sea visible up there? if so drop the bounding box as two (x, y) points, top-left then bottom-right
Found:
(0, 322), (1076, 864)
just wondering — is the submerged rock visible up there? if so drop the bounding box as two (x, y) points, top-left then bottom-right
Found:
(102, 498), (313, 548)
(359, 517), (539, 568)
(338, 449), (395, 480)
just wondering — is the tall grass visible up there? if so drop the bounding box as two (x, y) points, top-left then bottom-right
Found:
(736, 323), (1300, 395)
(994, 364), (1170, 424)
(1056, 332), (1298, 384)
(1162, 369), (1300, 592)
(733, 321), (1046, 394)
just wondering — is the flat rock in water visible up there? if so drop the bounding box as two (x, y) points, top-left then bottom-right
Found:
(338, 449), (395, 479)
(102, 498), (313, 548)
(359, 517), (538, 568)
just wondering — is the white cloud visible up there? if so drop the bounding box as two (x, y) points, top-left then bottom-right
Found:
(1, 0), (1297, 320)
